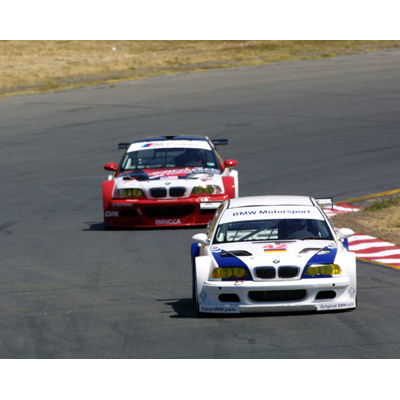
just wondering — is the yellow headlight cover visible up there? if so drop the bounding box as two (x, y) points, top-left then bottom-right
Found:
(132, 189), (144, 197)
(220, 268), (233, 278)
(211, 267), (249, 280)
(122, 189), (132, 198)
(305, 264), (342, 276)
(122, 188), (144, 198)
(192, 186), (205, 194)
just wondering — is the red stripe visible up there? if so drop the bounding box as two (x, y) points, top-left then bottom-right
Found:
(349, 239), (382, 246)
(357, 253), (400, 260)
(351, 246), (400, 254)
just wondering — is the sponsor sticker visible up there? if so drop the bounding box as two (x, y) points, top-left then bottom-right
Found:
(211, 246), (223, 253)
(263, 243), (290, 253)
(155, 218), (181, 225)
(233, 209), (312, 217)
(200, 202), (221, 209)
(220, 206), (324, 224)
(105, 211), (118, 217)
(129, 140), (212, 152)
(316, 300), (356, 311)
(199, 305), (240, 313)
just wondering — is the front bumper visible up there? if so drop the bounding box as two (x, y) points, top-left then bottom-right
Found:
(104, 197), (226, 228)
(197, 276), (357, 314)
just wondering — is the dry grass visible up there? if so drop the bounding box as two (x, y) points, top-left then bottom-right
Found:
(332, 198), (400, 245)
(2, 40), (400, 96)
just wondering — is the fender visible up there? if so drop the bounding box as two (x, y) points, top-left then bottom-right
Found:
(102, 180), (115, 212)
(191, 242), (201, 260)
(336, 251), (357, 278)
(222, 175), (236, 198)
(195, 256), (212, 299)
(230, 169), (239, 198)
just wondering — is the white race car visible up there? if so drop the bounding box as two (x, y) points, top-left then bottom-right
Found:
(191, 195), (357, 315)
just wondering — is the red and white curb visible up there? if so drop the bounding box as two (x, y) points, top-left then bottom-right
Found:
(348, 234), (400, 267)
(323, 203), (362, 217)
(324, 203), (400, 268)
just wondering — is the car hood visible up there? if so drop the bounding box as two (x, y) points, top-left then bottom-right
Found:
(114, 167), (223, 198)
(210, 240), (339, 270)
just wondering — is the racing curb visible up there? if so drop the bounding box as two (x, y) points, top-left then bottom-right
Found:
(327, 189), (400, 270)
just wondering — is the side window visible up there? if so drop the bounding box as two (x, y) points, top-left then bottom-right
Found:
(214, 149), (224, 170)
(121, 152), (136, 171)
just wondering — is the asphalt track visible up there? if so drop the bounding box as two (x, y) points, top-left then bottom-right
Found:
(1, 49), (400, 359)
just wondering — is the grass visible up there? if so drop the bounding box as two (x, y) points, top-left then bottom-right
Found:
(363, 197), (400, 212)
(332, 197), (400, 245)
(2, 40), (400, 97)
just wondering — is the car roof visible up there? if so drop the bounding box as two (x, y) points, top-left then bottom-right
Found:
(227, 195), (315, 209)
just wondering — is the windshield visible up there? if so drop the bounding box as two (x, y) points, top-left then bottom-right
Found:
(120, 147), (221, 172)
(213, 218), (334, 243)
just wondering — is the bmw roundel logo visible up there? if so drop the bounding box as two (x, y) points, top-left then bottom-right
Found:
(273, 259), (280, 264)
(165, 181), (171, 185)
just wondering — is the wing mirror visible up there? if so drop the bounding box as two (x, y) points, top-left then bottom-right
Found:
(224, 159), (238, 168)
(338, 228), (354, 239)
(104, 163), (118, 172)
(192, 233), (210, 245)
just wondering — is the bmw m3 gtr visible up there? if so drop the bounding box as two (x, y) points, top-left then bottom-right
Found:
(102, 136), (238, 228)
(191, 195), (357, 314)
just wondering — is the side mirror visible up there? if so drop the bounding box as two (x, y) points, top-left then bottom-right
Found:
(338, 228), (354, 239)
(192, 233), (210, 245)
(104, 163), (118, 172)
(224, 159), (238, 168)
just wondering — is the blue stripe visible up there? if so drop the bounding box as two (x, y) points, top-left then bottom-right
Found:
(212, 249), (252, 281)
(302, 245), (338, 278)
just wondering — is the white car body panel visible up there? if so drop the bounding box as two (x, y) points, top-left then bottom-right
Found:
(191, 195), (357, 314)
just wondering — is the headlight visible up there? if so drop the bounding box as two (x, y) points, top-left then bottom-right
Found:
(192, 185), (222, 195)
(116, 188), (145, 198)
(211, 267), (250, 280)
(303, 264), (342, 277)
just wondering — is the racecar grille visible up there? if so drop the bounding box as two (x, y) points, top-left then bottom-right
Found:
(120, 209), (139, 218)
(150, 188), (167, 198)
(200, 208), (217, 215)
(278, 266), (300, 278)
(219, 294), (240, 302)
(254, 267), (276, 279)
(254, 266), (299, 279)
(316, 290), (336, 300)
(169, 187), (186, 197)
(248, 290), (307, 302)
(149, 187), (186, 198)
(144, 205), (195, 217)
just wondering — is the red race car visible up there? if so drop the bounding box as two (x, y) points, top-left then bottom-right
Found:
(102, 135), (239, 228)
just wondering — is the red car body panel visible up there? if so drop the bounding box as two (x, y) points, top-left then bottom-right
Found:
(102, 136), (238, 228)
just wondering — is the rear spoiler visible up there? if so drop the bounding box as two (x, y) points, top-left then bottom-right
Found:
(315, 198), (333, 209)
(119, 139), (228, 149)
(212, 139), (228, 145)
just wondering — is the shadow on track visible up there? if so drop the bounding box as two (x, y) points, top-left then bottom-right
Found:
(163, 298), (324, 319)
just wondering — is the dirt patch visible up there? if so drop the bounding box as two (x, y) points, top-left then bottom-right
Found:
(332, 193), (400, 245)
